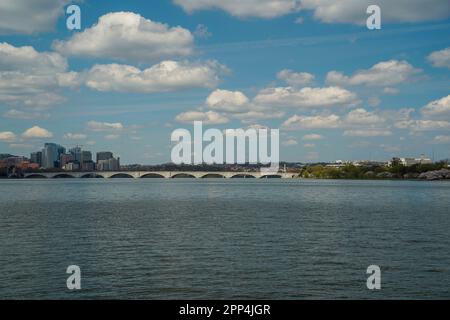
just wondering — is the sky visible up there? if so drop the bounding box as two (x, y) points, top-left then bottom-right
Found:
(0, 0), (449, 164)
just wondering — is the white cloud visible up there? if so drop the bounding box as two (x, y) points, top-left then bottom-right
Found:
(302, 134), (323, 140)
(326, 60), (422, 87)
(0, 0), (69, 34)
(345, 108), (385, 125)
(3, 109), (49, 120)
(0, 131), (17, 142)
(22, 126), (53, 139)
(282, 139), (298, 146)
(343, 129), (392, 137)
(175, 110), (229, 124)
(277, 69), (314, 87)
(254, 86), (358, 108)
(282, 114), (341, 130)
(53, 12), (194, 63)
(303, 143), (315, 148)
(64, 133), (87, 140)
(206, 89), (250, 113)
(174, 0), (301, 18)
(428, 47), (450, 69)
(396, 119), (450, 131)
(233, 110), (285, 123)
(87, 121), (124, 132)
(0, 42), (72, 108)
(174, 0), (450, 22)
(300, 0), (450, 24)
(84, 61), (226, 93)
(421, 95), (450, 118)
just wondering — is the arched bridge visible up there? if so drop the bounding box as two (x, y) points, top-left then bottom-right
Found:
(23, 171), (298, 179)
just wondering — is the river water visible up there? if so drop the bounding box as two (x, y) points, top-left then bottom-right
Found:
(0, 179), (449, 299)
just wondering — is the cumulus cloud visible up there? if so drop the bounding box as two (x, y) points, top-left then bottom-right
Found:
(175, 110), (229, 124)
(282, 108), (393, 133)
(282, 114), (341, 130)
(0, 42), (73, 108)
(343, 129), (392, 137)
(0, 0), (69, 34)
(428, 47), (450, 69)
(64, 133), (87, 140)
(345, 108), (385, 125)
(326, 60), (422, 87)
(277, 69), (315, 87)
(254, 86), (358, 108)
(396, 119), (450, 131)
(206, 89), (250, 113)
(0, 131), (17, 142)
(174, 0), (301, 18)
(53, 12), (194, 63)
(300, 0), (450, 24)
(421, 95), (450, 118)
(87, 121), (124, 132)
(22, 126), (53, 139)
(194, 89), (285, 123)
(174, 0), (450, 22)
(84, 61), (227, 93)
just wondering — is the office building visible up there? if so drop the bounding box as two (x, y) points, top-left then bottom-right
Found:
(42, 143), (65, 169)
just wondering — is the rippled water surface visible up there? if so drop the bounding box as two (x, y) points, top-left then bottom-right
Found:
(0, 179), (449, 299)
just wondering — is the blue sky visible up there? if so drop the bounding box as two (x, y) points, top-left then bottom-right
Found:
(0, 0), (449, 164)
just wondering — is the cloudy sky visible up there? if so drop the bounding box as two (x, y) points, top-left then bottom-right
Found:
(0, 0), (449, 164)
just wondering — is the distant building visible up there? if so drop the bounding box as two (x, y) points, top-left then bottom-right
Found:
(0, 156), (27, 168)
(42, 143), (65, 169)
(63, 162), (80, 171)
(81, 151), (93, 170)
(97, 152), (113, 162)
(97, 157), (120, 171)
(60, 154), (74, 168)
(82, 160), (95, 171)
(30, 151), (43, 167)
(69, 146), (82, 163)
(96, 151), (119, 171)
(389, 155), (433, 167)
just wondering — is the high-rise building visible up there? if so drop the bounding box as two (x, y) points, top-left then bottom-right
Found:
(96, 152), (113, 162)
(42, 143), (65, 169)
(30, 151), (42, 167)
(69, 146), (82, 163)
(60, 154), (74, 168)
(97, 157), (120, 171)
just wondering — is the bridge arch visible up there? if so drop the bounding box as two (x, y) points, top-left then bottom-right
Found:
(231, 174), (256, 179)
(260, 174), (282, 179)
(172, 173), (196, 179)
(81, 173), (104, 179)
(109, 173), (134, 179)
(141, 173), (165, 179)
(26, 174), (48, 179)
(201, 173), (226, 179)
(53, 174), (76, 179)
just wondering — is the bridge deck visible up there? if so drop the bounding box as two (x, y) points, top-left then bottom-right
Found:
(23, 171), (297, 179)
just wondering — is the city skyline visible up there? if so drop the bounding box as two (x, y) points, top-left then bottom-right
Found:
(0, 1), (449, 164)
